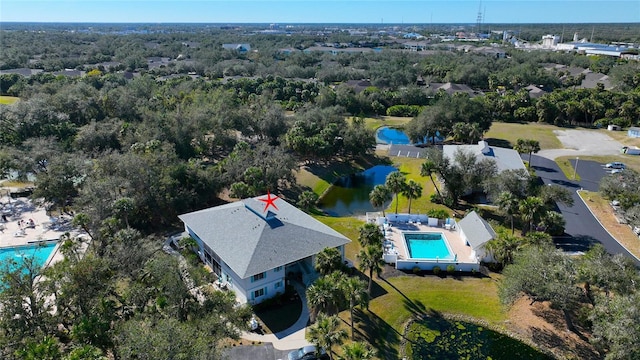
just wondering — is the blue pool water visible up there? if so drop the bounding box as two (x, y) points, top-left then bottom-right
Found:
(0, 242), (58, 270)
(376, 127), (411, 145)
(404, 232), (454, 259)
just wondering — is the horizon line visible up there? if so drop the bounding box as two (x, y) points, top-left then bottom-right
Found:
(2, 21), (638, 25)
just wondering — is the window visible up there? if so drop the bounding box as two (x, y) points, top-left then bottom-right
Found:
(252, 272), (265, 282)
(274, 266), (282, 272)
(275, 281), (282, 289)
(254, 288), (264, 298)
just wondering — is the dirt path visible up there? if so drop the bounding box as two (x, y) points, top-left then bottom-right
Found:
(507, 297), (600, 359)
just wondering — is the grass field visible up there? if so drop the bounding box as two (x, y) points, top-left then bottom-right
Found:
(484, 122), (563, 150)
(361, 116), (412, 131)
(578, 190), (640, 258)
(0, 96), (20, 105)
(342, 274), (506, 359)
(387, 156), (451, 216)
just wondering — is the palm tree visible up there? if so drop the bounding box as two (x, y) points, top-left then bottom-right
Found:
(369, 185), (391, 216)
(420, 160), (443, 203)
(357, 245), (384, 295)
(341, 342), (377, 360)
(514, 138), (540, 169)
(495, 191), (519, 235)
(306, 276), (338, 319)
(297, 190), (319, 212)
(306, 312), (347, 360)
(485, 233), (522, 268)
(384, 171), (406, 214)
(519, 196), (544, 235)
(358, 223), (384, 248)
(401, 179), (423, 214)
(340, 276), (369, 339)
(314, 247), (342, 276)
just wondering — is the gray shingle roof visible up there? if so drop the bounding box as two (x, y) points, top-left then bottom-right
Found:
(178, 195), (350, 279)
(443, 141), (527, 173)
(458, 211), (496, 249)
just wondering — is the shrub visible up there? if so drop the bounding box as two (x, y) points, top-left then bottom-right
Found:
(427, 208), (449, 220)
(432, 266), (441, 275)
(386, 104), (422, 117)
(412, 266), (421, 274)
(446, 264), (456, 273)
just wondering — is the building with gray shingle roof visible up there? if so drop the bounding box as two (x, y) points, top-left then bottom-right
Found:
(178, 194), (350, 304)
(443, 140), (527, 174)
(457, 211), (496, 262)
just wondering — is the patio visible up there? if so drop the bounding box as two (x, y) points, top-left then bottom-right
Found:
(0, 195), (80, 249)
(367, 213), (481, 272)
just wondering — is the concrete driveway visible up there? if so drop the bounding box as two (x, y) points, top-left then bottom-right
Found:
(529, 155), (639, 265)
(537, 129), (624, 160)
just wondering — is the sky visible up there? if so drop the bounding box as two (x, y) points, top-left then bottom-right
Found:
(1, 1), (639, 24)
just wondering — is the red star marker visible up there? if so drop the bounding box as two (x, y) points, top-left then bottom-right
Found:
(258, 191), (279, 212)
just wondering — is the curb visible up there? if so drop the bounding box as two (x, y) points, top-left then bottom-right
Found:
(576, 189), (640, 262)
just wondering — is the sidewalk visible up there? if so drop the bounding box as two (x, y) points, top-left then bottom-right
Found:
(241, 280), (313, 351)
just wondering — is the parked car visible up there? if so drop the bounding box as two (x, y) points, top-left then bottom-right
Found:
(605, 162), (626, 169)
(287, 345), (328, 360)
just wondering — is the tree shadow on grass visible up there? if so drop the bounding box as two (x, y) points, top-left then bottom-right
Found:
(349, 268), (389, 300)
(380, 276), (429, 318)
(485, 138), (513, 149)
(353, 308), (401, 360)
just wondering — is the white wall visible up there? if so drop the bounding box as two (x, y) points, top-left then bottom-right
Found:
(396, 259), (480, 272)
(386, 213), (430, 223)
(225, 264), (286, 305)
(185, 225), (285, 305)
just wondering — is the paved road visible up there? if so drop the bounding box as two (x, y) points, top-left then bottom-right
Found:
(223, 343), (290, 360)
(529, 155), (640, 266)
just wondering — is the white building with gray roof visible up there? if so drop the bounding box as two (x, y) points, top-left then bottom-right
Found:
(457, 211), (496, 262)
(178, 194), (350, 304)
(443, 140), (527, 174)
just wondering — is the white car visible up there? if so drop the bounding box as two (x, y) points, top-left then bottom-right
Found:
(605, 162), (626, 169)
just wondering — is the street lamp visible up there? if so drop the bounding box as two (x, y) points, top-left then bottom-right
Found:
(573, 157), (580, 180)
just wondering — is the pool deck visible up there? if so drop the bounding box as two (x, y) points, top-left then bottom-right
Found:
(0, 195), (83, 266)
(383, 221), (475, 263)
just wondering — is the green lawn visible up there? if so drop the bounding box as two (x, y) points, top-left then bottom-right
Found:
(386, 157), (451, 216)
(315, 215), (366, 261)
(343, 275), (506, 359)
(484, 122), (562, 150)
(361, 116), (412, 131)
(0, 96), (20, 105)
(554, 156), (581, 181)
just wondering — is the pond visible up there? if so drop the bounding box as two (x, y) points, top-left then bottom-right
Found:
(405, 316), (552, 360)
(319, 165), (397, 217)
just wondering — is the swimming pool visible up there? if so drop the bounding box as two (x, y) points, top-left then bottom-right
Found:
(0, 242), (58, 270)
(404, 232), (454, 260)
(376, 127), (411, 145)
